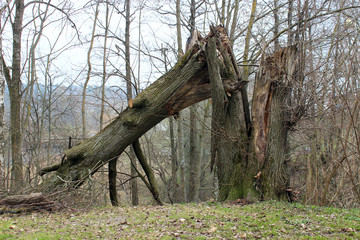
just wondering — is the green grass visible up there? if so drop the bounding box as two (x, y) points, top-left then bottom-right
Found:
(0, 201), (359, 239)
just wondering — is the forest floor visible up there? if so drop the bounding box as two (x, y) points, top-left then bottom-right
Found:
(0, 200), (359, 239)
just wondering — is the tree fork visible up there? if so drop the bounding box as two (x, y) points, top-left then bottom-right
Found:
(133, 139), (163, 206)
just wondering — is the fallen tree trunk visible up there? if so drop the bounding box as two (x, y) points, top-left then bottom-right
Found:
(0, 193), (64, 214)
(39, 30), (247, 192)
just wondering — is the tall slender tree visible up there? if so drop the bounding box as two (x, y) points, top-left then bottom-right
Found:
(100, 0), (110, 131)
(175, 0), (186, 203)
(187, 0), (201, 203)
(82, 0), (100, 139)
(2, 0), (25, 192)
(125, 0), (139, 206)
(0, 23), (5, 191)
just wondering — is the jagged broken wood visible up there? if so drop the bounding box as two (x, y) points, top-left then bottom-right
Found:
(39, 26), (247, 192)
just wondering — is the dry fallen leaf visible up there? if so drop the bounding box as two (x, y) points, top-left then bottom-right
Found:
(208, 225), (217, 233)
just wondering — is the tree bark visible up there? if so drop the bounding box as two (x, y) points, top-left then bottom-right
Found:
(169, 117), (178, 203)
(188, 105), (200, 202)
(175, 0), (185, 202)
(124, 0), (138, 206)
(186, 0), (200, 203)
(249, 46), (298, 200)
(100, 0), (109, 131)
(177, 114), (186, 202)
(108, 159), (119, 206)
(39, 27), (248, 192)
(38, 45), (213, 191)
(0, 193), (63, 214)
(8, 0), (25, 192)
(206, 35), (248, 201)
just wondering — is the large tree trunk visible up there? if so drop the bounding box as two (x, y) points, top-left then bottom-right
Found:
(175, 0), (186, 203)
(206, 34), (248, 202)
(39, 45), (215, 191)
(168, 117), (178, 203)
(188, 105), (200, 202)
(248, 46), (298, 200)
(124, 0), (138, 206)
(39, 27), (247, 193)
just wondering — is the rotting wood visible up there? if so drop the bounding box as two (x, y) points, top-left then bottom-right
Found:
(0, 192), (64, 214)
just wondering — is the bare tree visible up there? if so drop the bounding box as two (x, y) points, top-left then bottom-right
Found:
(175, 0), (186, 203)
(82, 0), (100, 139)
(0, 22), (5, 191)
(100, 1), (110, 131)
(2, 0), (25, 192)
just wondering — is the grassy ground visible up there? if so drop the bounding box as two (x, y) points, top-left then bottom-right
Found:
(0, 200), (359, 239)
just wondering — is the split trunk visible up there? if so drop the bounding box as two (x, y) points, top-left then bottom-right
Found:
(39, 27), (298, 203)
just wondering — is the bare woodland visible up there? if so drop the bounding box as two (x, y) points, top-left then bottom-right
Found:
(0, 0), (360, 209)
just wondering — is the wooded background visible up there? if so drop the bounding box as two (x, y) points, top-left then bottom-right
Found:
(1, 0), (360, 208)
